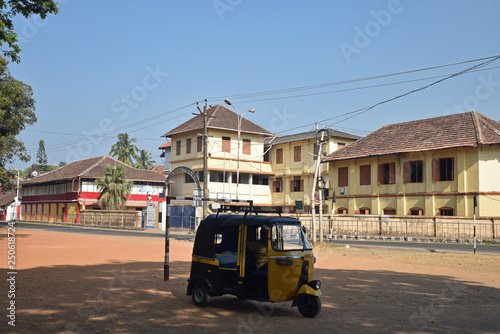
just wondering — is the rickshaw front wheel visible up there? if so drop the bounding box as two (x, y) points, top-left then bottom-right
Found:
(192, 284), (210, 307)
(298, 295), (321, 318)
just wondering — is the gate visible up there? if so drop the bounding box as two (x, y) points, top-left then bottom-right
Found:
(170, 205), (195, 229)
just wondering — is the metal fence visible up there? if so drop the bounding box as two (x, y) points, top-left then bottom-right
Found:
(301, 217), (499, 240)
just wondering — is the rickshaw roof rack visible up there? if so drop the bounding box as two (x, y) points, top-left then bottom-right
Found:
(216, 205), (282, 218)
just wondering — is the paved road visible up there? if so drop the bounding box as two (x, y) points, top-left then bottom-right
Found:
(2, 221), (500, 255)
(0, 221), (196, 241)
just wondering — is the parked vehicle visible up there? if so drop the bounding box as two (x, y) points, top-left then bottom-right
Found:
(186, 211), (322, 317)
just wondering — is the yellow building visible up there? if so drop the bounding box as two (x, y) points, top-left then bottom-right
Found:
(323, 111), (500, 217)
(162, 104), (274, 206)
(265, 129), (359, 213)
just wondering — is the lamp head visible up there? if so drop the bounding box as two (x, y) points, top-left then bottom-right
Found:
(248, 108), (256, 113)
(224, 98), (232, 106)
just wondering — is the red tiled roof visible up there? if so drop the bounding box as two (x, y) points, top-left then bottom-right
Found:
(158, 141), (171, 149)
(22, 156), (166, 186)
(323, 111), (500, 162)
(161, 104), (274, 137)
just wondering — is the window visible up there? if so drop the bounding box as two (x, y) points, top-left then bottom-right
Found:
(404, 161), (423, 183)
(357, 208), (370, 214)
(185, 173), (194, 183)
(338, 142), (346, 149)
(271, 223), (311, 251)
(273, 178), (283, 192)
(313, 143), (318, 158)
(337, 208), (348, 214)
(186, 138), (191, 154)
(360, 165), (371, 185)
(291, 176), (303, 192)
(197, 136), (202, 152)
(222, 136), (231, 153)
(276, 148), (283, 164)
(338, 167), (348, 187)
(252, 174), (259, 185)
(294, 146), (301, 162)
(210, 171), (229, 183)
(378, 163), (395, 184)
(439, 208), (454, 216)
(176, 140), (181, 156)
(242, 139), (251, 155)
(433, 157), (454, 181)
(198, 171), (204, 183)
(263, 150), (270, 162)
(384, 209), (396, 215)
(409, 209), (423, 216)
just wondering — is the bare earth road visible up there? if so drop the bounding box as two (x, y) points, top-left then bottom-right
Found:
(1, 225), (499, 334)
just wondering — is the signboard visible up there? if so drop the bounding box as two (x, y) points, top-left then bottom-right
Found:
(146, 202), (156, 228)
(295, 200), (304, 213)
(217, 192), (231, 203)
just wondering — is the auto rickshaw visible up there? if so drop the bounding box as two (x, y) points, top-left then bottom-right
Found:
(186, 211), (322, 318)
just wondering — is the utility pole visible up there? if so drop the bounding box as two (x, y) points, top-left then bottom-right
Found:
(197, 100), (210, 219)
(311, 123), (319, 245)
(311, 125), (329, 244)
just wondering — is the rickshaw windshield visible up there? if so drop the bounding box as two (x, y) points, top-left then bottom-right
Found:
(271, 223), (312, 251)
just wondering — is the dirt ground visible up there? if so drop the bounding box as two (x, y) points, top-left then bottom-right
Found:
(1, 225), (500, 334)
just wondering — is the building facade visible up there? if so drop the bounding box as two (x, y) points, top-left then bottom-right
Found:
(162, 104), (274, 207)
(265, 129), (359, 213)
(19, 156), (166, 223)
(323, 111), (500, 217)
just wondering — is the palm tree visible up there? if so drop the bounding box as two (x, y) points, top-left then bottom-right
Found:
(109, 133), (139, 166)
(134, 149), (155, 170)
(94, 164), (133, 210)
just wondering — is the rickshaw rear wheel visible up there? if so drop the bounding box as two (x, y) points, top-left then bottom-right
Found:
(192, 284), (210, 307)
(298, 295), (321, 318)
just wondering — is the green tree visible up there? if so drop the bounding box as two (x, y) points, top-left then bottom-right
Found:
(109, 133), (139, 166)
(94, 164), (132, 210)
(0, 56), (36, 190)
(58, 161), (66, 167)
(0, 0), (59, 63)
(134, 149), (155, 170)
(36, 139), (47, 164)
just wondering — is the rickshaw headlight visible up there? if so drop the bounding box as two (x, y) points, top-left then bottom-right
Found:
(307, 280), (321, 290)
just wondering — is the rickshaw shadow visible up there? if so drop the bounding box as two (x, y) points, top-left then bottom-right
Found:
(206, 296), (298, 317)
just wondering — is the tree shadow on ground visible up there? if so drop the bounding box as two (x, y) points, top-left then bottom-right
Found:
(2, 261), (500, 334)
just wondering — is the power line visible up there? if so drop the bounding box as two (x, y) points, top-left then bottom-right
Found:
(205, 55), (500, 102)
(18, 55), (500, 158)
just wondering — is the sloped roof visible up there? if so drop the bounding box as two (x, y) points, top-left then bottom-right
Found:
(22, 156), (166, 186)
(323, 111), (500, 162)
(158, 141), (171, 149)
(264, 128), (360, 146)
(162, 104), (274, 137)
(0, 190), (16, 207)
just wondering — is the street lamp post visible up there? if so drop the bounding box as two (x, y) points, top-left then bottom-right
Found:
(224, 98), (255, 201)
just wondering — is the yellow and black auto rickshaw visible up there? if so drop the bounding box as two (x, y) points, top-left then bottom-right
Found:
(186, 212), (322, 318)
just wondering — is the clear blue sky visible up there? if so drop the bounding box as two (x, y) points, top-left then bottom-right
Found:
(7, 0), (500, 169)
